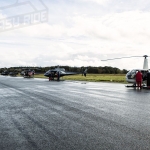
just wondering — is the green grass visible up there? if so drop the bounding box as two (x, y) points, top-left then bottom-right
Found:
(33, 74), (127, 83)
(63, 74), (126, 83)
(34, 74), (47, 78)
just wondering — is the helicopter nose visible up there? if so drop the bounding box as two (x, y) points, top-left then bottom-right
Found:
(44, 73), (49, 77)
(44, 72), (52, 77)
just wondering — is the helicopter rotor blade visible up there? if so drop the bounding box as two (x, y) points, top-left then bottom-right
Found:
(101, 56), (144, 61)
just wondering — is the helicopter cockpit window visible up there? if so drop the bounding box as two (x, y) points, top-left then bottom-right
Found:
(46, 70), (51, 73)
(131, 70), (136, 78)
(127, 70), (137, 78)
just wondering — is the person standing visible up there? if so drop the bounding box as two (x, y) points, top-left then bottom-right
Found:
(57, 71), (60, 81)
(136, 70), (143, 89)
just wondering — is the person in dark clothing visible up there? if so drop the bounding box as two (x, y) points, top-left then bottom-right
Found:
(136, 70), (142, 89)
(142, 70), (148, 81)
(57, 71), (60, 81)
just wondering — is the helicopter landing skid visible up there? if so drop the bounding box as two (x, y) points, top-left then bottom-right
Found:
(142, 86), (150, 89)
(125, 85), (137, 88)
(23, 76), (34, 78)
(125, 84), (146, 88)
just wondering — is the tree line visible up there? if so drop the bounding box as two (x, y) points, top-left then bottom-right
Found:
(0, 66), (128, 74)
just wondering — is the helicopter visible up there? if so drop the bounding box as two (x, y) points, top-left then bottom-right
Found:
(1, 70), (9, 76)
(20, 69), (35, 78)
(1, 69), (19, 76)
(101, 55), (150, 85)
(44, 66), (88, 81)
(8, 69), (19, 77)
(9, 71), (18, 76)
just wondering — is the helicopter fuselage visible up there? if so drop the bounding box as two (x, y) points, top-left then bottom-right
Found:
(44, 70), (66, 78)
(44, 67), (86, 80)
(126, 69), (149, 83)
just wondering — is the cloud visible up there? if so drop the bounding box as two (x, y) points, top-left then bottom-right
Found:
(80, 0), (110, 5)
(1, 1), (150, 70)
(0, 1), (17, 7)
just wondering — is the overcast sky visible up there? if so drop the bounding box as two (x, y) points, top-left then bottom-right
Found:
(0, 0), (150, 70)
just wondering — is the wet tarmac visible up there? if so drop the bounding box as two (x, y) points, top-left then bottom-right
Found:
(0, 76), (150, 150)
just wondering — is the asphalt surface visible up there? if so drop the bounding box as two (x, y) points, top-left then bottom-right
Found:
(0, 76), (150, 150)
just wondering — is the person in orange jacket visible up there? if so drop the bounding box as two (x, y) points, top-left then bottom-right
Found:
(135, 70), (143, 89)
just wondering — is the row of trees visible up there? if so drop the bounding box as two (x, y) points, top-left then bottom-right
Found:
(0, 66), (128, 74)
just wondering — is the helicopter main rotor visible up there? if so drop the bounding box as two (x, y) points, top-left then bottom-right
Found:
(101, 55), (149, 70)
(101, 55), (148, 61)
(143, 55), (148, 59)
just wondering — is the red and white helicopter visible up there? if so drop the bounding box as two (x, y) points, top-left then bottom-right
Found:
(20, 69), (35, 78)
(102, 55), (150, 85)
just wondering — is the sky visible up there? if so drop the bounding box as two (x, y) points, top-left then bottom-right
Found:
(0, 0), (150, 70)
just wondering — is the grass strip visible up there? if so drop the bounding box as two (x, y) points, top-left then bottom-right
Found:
(33, 74), (127, 83)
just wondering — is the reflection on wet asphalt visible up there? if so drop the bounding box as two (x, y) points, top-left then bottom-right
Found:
(0, 76), (150, 150)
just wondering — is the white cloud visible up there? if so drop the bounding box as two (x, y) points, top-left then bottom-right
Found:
(0, 1), (150, 70)
(80, 0), (110, 5)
